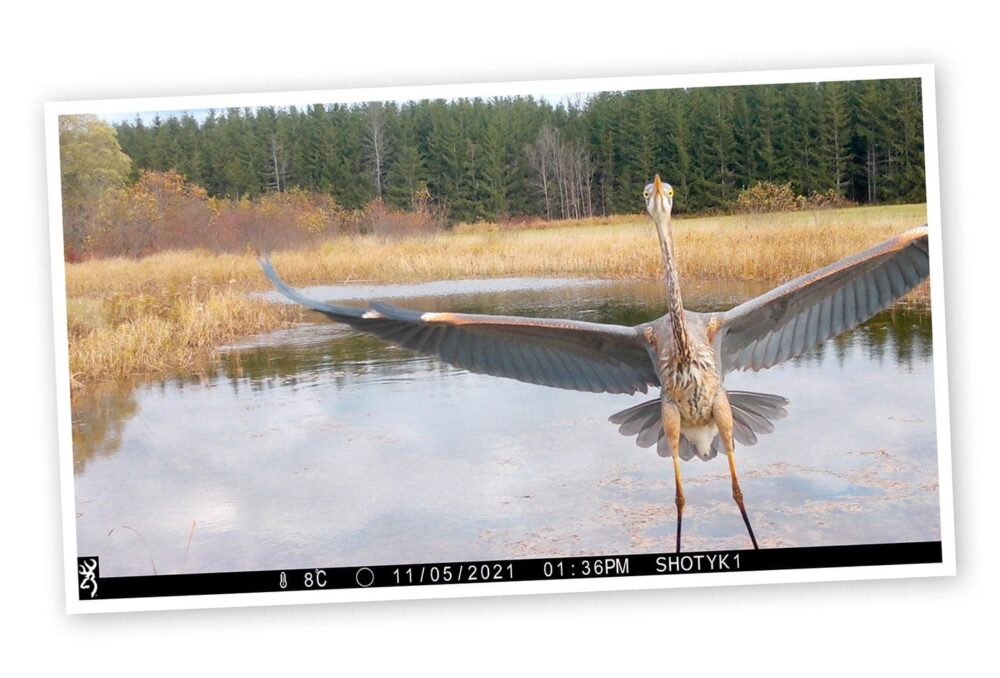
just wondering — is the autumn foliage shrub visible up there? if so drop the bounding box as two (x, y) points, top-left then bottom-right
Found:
(733, 181), (856, 214)
(88, 171), (212, 257)
(803, 188), (855, 210)
(211, 188), (342, 252)
(71, 170), (451, 259)
(733, 182), (802, 213)
(348, 197), (444, 238)
(78, 171), (350, 259)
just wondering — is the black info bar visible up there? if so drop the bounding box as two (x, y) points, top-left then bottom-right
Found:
(78, 541), (942, 600)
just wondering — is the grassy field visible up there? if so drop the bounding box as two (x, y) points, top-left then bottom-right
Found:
(65, 203), (928, 389)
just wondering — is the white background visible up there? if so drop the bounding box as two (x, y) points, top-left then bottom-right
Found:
(4, 1), (993, 674)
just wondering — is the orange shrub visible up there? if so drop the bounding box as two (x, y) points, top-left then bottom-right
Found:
(733, 182), (803, 213)
(733, 182), (856, 214)
(77, 172), (349, 258)
(346, 198), (445, 238)
(803, 189), (856, 210)
(88, 170), (213, 257)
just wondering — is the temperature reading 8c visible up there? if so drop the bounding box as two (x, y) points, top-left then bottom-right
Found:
(304, 570), (327, 588)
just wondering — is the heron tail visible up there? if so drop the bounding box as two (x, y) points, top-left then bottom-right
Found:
(608, 390), (789, 461)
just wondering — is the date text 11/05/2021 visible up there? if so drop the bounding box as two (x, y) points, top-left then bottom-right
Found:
(389, 559), (635, 585)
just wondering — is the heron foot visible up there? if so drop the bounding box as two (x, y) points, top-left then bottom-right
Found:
(731, 478), (758, 550)
(735, 496), (758, 550)
(675, 491), (685, 553)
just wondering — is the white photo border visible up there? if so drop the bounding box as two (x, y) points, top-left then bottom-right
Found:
(45, 63), (954, 615)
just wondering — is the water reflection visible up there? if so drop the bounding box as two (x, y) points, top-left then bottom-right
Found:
(72, 278), (939, 576)
(71, 381), (139, 474)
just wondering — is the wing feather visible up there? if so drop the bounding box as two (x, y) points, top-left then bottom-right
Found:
(719, 226), (929, 373)
(874, 266), (891, 307)
(831, 286), (845, 335)
(261, 258), (659, 394)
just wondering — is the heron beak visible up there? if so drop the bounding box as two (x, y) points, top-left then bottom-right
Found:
(652, 175), (666, 213)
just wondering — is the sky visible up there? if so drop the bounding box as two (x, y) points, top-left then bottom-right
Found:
(100, 109), (212, 125)
(96, 92), (583, 126)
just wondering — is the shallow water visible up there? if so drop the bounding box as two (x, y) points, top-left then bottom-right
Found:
(72, 278), (939, 576)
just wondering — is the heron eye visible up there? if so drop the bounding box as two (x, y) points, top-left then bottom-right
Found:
(668, 188), (674, 198)
(643, 189), (650, 199)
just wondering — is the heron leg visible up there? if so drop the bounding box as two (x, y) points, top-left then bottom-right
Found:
(713, 393), (759, 550)
(662, 400), (684, 553)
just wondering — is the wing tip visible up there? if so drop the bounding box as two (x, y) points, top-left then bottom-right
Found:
(258, 253), (288, 292)
(258, 256), (368, 320)
(898, 223), (929, 246)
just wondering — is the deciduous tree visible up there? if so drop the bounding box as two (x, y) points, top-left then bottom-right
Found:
(59, 115), (132, 257)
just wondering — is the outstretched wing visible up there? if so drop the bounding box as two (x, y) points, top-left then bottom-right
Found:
(261, 258), (659, 394)
(718, 225), (930, 373)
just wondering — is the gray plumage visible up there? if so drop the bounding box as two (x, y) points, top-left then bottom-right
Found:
(609, 390), (789, 461)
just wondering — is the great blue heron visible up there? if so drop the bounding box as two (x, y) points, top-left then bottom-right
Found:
(261, 175), (930, 552)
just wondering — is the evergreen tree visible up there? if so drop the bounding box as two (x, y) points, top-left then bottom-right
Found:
(613, 91), (657, 213)
(782, 83), (821, 196)
(385, 106), (428, 209)
(108, 78), (927, 221)
(818, 81), (852, 195)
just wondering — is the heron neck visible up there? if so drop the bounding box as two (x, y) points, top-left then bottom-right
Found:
(655, 216), (691, 362)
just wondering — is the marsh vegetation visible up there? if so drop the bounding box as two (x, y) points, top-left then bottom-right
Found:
(66, 203), (927, 388)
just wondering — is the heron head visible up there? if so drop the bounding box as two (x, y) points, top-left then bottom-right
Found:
(643, 175), (674, 225)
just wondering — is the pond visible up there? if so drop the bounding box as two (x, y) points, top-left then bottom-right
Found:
(71, 277), (940, 577)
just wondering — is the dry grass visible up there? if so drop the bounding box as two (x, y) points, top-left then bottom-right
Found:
(452, 213), (643, 233)
(67, 282), (296, 389)
(65, 203), (928, 388)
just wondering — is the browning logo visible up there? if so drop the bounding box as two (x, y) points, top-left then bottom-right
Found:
(78, 557), (99, 599)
